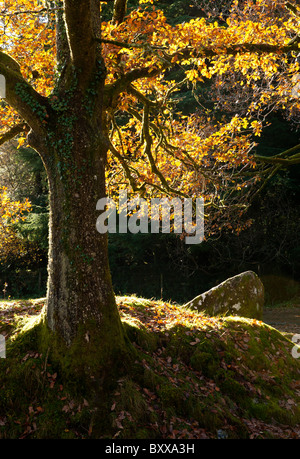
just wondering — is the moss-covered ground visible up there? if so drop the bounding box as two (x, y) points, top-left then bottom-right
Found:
(0, 296), (300, 439)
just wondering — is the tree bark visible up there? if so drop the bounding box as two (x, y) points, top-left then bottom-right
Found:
(0, 0), (134, 378)
(27, 95), (131, 378)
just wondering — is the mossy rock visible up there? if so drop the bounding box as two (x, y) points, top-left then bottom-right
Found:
(183, 271), (264, 320)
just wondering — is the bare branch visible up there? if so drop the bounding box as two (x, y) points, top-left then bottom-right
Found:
(108, 137), (140, 193)
(255, 152), (300, 166)
(285, 2), (300, 16)
(255, 142), (300, 167)
(249, 164), (281, 201)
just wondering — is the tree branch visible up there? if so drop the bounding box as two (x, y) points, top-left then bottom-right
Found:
(0, 6), (61, 17)
(108, 136), (140, 193)
(255, 153), (300, 166)
(99, 37), (167, 51)
(285, 2), (299, 16)
(198, 42), (300, 57)
(0, 51), (49, 137)
(112, 0), (127, 25)
(99, 36), (300, 66)
(55, 1), (70, 67)
(159, 41), (300, 63)
(250, 164), (281, 201)
(102, 38), (300, 102)
(63, 0), (99, 85)
(0, 123), (28, 147)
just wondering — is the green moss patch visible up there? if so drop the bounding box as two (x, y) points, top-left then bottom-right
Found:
(0, 297), (300, 439)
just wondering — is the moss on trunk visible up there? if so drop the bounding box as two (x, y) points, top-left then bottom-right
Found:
(26, 87), (134, 380)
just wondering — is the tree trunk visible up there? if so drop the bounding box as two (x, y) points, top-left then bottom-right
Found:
(29, 106), (131, 380)
(1, 0), (134, 382)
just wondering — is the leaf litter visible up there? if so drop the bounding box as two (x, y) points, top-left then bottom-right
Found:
(0, 296), (300, 439)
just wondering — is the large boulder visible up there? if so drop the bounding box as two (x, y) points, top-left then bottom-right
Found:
(183, 271), (264, 320)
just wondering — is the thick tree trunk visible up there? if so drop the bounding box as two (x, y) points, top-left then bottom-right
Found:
(1, 0), (134, 382)
(29, 109), (131, 379)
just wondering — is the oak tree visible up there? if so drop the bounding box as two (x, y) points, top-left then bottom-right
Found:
(1, 0), (300, 378)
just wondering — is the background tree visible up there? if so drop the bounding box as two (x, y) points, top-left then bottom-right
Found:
(0, 141), (48, 297)
(0, 185), (31, 263)
(1, 0), (300, 379)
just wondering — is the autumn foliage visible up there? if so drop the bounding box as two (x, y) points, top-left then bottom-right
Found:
(0, 186), (31, 262)
(1, 0), (300, 234)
